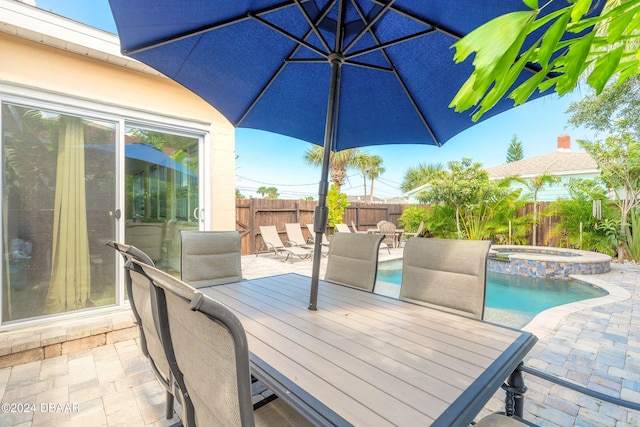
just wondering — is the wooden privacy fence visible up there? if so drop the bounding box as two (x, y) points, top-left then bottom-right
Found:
(236, 199), (564, 255)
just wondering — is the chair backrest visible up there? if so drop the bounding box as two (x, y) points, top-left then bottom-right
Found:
(125, 222), (166, 262)
(376, 220), (388, 229)
(259, 225), (285, 248)
(180, 230), (242, 288)
(324, 233), (385, 291)
(400, 238), (492, 320)
(284, 223), (309, 246)
(350, 221), (360, 233)
(135, 259), (255, 427)
(414, 221), (424, 236)
(107, 242), (172, 388)
(378, 221), (397, 247)
(334, 223), (351, 233)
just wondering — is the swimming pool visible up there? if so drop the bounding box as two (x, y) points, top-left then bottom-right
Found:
(376, 259), (608, 328)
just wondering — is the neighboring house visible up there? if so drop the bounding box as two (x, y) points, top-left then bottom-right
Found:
(485, 135), (599, 201)
(402, 135), (599, 203)
(1, 0), (236, 326)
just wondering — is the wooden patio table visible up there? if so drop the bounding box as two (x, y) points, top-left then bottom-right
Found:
(201, 273), (537, 427)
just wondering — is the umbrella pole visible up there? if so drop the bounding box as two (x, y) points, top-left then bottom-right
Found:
(309, 56), (342, 310)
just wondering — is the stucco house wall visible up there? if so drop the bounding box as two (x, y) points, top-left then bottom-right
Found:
(0, 0), (236, 229)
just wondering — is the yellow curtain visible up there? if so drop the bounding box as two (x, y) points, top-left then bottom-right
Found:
(45, 117), (91, 313)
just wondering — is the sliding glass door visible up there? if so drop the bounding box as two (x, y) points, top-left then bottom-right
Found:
(123, 126), (200, 275)
(2, 103), (205, 324)
(2, 103), (117, 321)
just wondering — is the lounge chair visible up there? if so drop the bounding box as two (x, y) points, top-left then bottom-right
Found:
(324, 233), (385, 292)
(284, 223), (314, 249)
(257, 225), (312, 262)
(132, 260), (311, 427)
(305, 223), (330, 246)
(106, 241), (178, 420)
(399, 237), (492, 320)
(334, 223), (351, 233)
(180, 230), (242, 288)
(350, 221), (367, 234)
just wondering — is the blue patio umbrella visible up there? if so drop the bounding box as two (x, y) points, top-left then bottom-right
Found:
(107, 0), (601, 309)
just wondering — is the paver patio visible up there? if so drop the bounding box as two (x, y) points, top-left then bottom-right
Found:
(0, 248), (638, 426)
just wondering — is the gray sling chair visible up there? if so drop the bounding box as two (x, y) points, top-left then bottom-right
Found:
(324, 233), (385, 292)
(180, 230), (242, 288)
(106, 241), (179, 421)
(399, 237), (492, 320)
(132, 259), (312, 427)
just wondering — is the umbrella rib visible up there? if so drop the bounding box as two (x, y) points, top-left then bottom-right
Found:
(342, 60), (392, 72)
(379, 2), (543, 76)
(250, 14), (329, 59)
(121, 1), (297, 55)
(294, 0), (331, 53)
(342, 0), (396, 55)
(345, 29), (435, 60)
(351, 0), (441, 146)
(237, 1), (338, 127)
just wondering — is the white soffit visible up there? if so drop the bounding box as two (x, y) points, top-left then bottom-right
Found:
(0, 0), (163, 76)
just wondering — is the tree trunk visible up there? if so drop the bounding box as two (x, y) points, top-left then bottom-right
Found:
(455, 206), (462, 239)
(369, 179), (375, 203)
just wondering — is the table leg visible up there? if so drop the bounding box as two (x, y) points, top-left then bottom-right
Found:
(502, 362), (527, 418)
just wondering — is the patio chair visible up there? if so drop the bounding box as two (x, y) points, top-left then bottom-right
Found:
(324, 233), (385, 292)
(134, 259), (311, 427)
(106, 241), (178, 420)
(378, 220), (398, 248)
(180, 230), (242, 288)
(399, 237), (492, 320)
(283, 223), (314, 249)
(257, 225), (312, 262)
(334, 223), (351, 233)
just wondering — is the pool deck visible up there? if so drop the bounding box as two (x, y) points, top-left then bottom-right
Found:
(1, 247), (639, 426)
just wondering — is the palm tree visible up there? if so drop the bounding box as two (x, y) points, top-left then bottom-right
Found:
(401, 162), (444, 193)
(353, 153), (385, 202)
(363, 155), (385, 203)
(304, 146), (361, 191)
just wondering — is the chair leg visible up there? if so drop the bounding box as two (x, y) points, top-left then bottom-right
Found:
(165, 391), (174, 419)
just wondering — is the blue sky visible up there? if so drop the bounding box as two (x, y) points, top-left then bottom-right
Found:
(35, 0), (598, 200)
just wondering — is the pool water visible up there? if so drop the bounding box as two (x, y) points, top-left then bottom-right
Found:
(377, 259), (608, 328)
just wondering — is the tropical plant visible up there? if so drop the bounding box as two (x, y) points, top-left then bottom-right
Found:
(398, 206), (430, 235)
(326, 184), (350, 227)
(548, 178), (618, 254)
(624, 208), (640, 259)
(422, 204), (460, 239)
(506, 134), (525, 163)
(463, 184), (531, 243)
(579, 133), (640, 260)
(415, 158), (491, 239)
(450, 0), (640, 121)
(304, 146), (361, 191)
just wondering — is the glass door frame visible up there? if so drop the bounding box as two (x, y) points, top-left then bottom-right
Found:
(0, 84), (210, 326)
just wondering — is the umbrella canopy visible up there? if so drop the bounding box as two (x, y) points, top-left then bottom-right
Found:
(108, 0), (596, 309)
